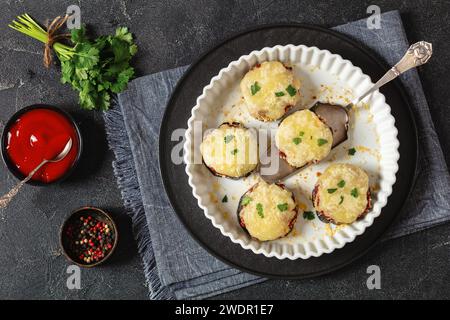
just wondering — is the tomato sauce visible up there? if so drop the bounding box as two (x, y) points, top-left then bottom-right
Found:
(6, 108), (79, 183)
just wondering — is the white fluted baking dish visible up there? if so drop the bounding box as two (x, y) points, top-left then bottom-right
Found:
(184, 45), (399, 259)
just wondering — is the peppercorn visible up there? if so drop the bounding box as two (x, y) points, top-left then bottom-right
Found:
(65, 212), (115, 265)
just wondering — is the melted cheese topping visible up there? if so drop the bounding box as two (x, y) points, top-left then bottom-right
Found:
(275, 110), (333, 167)
(240, 61), (301, 121)
(240, 180), (297, 241)
(200, 124), (258, 178)
(314, 164), (369, 224)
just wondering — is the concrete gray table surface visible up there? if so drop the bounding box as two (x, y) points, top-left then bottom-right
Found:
(0, 0), (449, 300)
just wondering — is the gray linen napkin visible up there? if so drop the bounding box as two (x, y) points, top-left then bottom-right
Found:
(103, 10), (450, 299)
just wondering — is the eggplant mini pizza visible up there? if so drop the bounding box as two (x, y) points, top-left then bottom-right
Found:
(200, 122), (258, 179)
(237, 180), (298, 241)
(312, 163), (372, 224)
(275, 109), (333, 168)
(240, 61), (301, 122)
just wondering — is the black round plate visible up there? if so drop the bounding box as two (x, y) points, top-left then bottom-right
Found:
(159, 24), (418, 279)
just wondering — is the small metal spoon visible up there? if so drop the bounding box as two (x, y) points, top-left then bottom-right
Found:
(0, 138), (73, 209)
(260, 41), (432, 183)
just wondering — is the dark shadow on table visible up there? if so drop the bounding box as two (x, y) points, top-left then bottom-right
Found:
(68, 111), (109, 182)
(100, 207), (138, 267)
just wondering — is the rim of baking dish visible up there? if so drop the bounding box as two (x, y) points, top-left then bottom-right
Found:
(184, 45), (399, 260)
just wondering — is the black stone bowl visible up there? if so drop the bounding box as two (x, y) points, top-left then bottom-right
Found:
(1, 104), (83, 186)
(60, 207), (119, 268)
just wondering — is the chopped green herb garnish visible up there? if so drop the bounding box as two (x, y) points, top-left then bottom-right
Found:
(241, 196), (252, 206)
(339, 196), (344, 205)
(318, 138), (328, 146)
(231, 148), (238, 155)
(277, 203), (288, 212)
(299, 131), (305, 136)
(337, 180), (346, 188)
(293, 137), (302, 145)
(348, 148), (357, 156)
(286, 84), (297, 97)
(224, 135), (234, 144)
(275, 91), (285, 97)
(251, 82), (261, 95)
(351, 188), (359, 198)
(303, 211), (315, 220)
(327, 188), (337, 194)
(256, 203), (264, 218)
(222, 195), (228, 203)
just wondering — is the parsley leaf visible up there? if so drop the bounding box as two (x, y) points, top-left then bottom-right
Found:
(327, 188), (337, 194)
(70, 27), (88, 43)
(224, 135), (234, 144)
(275, 91), (285, 97)
(256, 203), (264, 218)
(277, 203), (288, 212)
(293, 137), (302, 145)
(73, 42), (100, 69)
(110, 67), (134, 93)
(222, 195), (228, 203)
(303, 211), (315, 220)
(348, 148), (357, 156)
(231, 148), (238, 155)
(241, 196), (252, 206)
(351, 188), (359, 198)
(337, 180), (346, 188)
(318, 138), (328, 146)
(115, 27), (134, 44)
(339, 196), (344, 205)
(251, 82), (261, 95)
(286, 85), (297, 97)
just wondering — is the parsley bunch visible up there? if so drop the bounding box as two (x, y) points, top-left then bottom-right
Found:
(61, 27), (137, 110)
(10, 14), (137, 111)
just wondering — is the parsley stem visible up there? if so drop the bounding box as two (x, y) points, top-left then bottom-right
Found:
(9, 14), (75, 61)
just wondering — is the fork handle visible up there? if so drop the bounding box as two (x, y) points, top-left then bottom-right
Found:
(0, 160), (47, 209)
(353, 41), (433, 105)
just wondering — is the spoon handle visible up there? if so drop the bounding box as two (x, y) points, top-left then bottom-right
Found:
(353, 41), (433, 105)
(0, 160), (47, 209)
